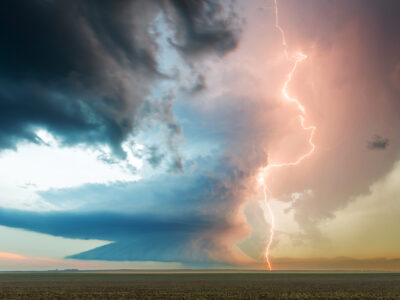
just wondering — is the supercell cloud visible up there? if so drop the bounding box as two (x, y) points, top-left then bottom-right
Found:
(0, 0), (399, 269)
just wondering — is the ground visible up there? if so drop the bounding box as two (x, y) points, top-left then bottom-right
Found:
(0, 271), (399, 299)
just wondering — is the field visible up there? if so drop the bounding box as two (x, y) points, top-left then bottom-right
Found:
(0, 271), (399, 299)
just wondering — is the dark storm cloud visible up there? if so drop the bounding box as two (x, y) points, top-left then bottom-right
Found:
(0, 0), (158, 155)
(368, 135), (389, 150)
(0, 0), (239, 158)
(168, 0), (239, 56)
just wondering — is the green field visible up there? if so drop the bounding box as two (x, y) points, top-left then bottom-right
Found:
(0, 272), (399, 299)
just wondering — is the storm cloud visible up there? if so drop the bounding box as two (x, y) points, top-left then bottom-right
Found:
(0, 207), (217, 263)
(0, 0), (399, 269)
(0, 157), (256, 264)
(0, 0), (239, 158)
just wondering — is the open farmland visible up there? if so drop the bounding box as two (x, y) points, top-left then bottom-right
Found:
(0, 271), (399, 299)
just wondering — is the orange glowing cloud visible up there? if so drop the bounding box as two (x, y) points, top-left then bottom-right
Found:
(0, 252), (27, 260)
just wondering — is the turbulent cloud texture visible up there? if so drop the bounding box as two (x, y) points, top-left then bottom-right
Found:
(0, 0), (399, 269)
(0, 0), (238, 157)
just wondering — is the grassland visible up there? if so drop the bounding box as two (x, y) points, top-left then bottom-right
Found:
(0, 271), (399, 299)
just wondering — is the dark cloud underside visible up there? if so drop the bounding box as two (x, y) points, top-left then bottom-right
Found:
(0, 0), (238, 157)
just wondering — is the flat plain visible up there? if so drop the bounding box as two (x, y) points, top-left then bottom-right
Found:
(0, 271), (399, 299)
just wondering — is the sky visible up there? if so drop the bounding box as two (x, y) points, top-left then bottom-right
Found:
(0, 0), (399, 271)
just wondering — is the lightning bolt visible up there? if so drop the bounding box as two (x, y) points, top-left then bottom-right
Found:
(259, 0), (316, 271)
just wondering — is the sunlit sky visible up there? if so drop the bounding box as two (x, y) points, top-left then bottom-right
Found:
(0, 0), (399, 271)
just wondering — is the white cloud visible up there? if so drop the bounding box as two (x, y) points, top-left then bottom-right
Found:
(0, 129), (142, 210)
(270, 160), (400, 259)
